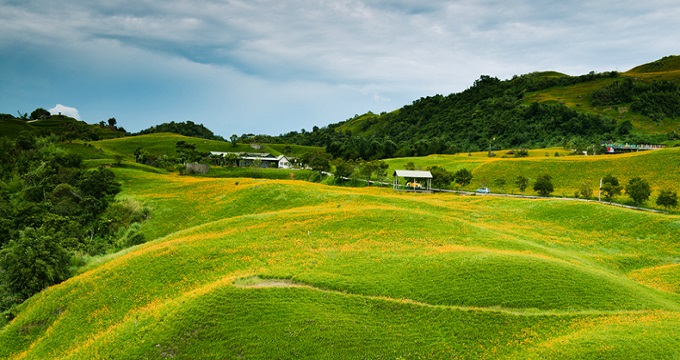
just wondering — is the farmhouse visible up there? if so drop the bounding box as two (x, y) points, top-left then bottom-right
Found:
(601, 143), (665, 154)
(210, 151), (292, 169)
(393, 170), (433, 191)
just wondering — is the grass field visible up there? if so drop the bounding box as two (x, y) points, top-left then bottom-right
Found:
(1, 166), (679, 359)
(384, 147), (680, 209)
(88, 133), (324, 162)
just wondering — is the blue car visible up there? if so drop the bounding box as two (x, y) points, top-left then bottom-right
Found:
(476, 187), (490, 194)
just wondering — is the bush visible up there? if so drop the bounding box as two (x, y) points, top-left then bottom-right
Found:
(453, 168), (473, 187)
(116, 223), (146, 248)
(656, 190), (678, 210)
(601, 174), (621, 202)
(625, 177), (651, 207)
(0, 227), (71, 300)
(533, 174), (554, 196)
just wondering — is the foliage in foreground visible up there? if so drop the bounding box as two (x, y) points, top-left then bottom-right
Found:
(0, 135), (147, 313)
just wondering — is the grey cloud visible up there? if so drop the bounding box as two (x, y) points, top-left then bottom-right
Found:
(1, 0), (678, 136)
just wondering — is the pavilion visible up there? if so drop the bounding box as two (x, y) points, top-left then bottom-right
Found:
(393, 170), (433, 191)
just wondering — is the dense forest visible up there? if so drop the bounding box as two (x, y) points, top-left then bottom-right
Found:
(262, 71), (680, 160)
(0, 133), (147, 317)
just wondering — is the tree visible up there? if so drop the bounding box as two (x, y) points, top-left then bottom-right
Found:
(113, 154), (124, 167)
(333, 159), (354, 182)
(404, 161), (416, 170)
(107, 117), (117, 128)
(533, 174), (554, 196)
(427, 165), (453, 189)
(453, 168), (473, 187)
(625, 177), (651, 207)
(30, 108), (50, 120)
(0, 227), (71, 300)
(224, 153), (238, 167)
(579, 182), (593, 200)
(230, 134), (238, 147)
(300, 151), (331, 177)
(601, 174), (621, 202)
(493, 178), (507, 193)
(656, 190), (678, 210)
(78, 167), (121, 201)
(515, 175), (529, 193)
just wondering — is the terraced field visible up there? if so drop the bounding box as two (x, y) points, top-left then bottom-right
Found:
(1, 167), (679, 359)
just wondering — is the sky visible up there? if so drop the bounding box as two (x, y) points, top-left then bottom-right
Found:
(1, 1), (678, 137)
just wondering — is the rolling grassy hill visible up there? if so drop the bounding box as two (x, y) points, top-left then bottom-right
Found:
(1, 165), (679, 358)
(73, 133), (323, 162)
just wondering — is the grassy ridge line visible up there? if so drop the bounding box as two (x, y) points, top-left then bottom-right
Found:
(234, 276), (665, 316)
(629, 264), (680, 294)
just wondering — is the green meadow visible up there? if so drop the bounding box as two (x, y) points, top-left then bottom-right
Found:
(385, 147), (680, 208)
(1, 163), (679, 358)
(87, 133), (323, 161)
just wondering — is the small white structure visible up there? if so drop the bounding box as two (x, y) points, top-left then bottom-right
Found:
(276, 155), (291, 169)
(210, 151), (292, 169)
(393, 170), (433, 191)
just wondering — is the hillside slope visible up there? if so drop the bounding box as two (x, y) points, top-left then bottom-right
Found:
(275, 56), (680, 160)
(1, 169), (679, 359)
(0, 115), (125, 140)
(385, 146), (680, 207)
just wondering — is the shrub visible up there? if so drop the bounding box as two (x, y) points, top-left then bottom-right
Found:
(625, 177), (651, 207)
(533, 174), (554, 196)
(0, 227), (71, 300)
(656, 190), (678, 210)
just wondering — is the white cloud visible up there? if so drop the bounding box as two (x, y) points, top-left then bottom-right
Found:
(49, 104), (81, 120)
(1, 1), (679, 136)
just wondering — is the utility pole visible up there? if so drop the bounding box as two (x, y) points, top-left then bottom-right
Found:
(598, 178), (602, 201)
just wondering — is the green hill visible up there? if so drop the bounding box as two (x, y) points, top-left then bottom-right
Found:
(628, 55), (680, 74)
(71, 133), (323, 163)
(136, 120), (226, 141)
(275, 56), (680, 160)
(1, 165), (679, 358)
(384, 146), (680, 208)
(0, 114), (125, 140)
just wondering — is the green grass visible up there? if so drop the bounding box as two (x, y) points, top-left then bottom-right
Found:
(471, 147), (680, 203)
(1, 166), (679, 358)
(89, 133), (320, 161)
(383, 147), (680, 209)
(203, 166), (317, 181)
(0, 118), (35, 138)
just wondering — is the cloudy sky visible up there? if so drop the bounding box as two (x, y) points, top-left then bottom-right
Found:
(1, 1), (678, 137)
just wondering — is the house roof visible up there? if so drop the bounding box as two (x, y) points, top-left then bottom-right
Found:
(210, 151), (288, 162)
(393, 170), (433, 178)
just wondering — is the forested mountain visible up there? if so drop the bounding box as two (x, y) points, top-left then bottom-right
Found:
(272, 56), (680, 160)
(136, 120), (226, 141)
